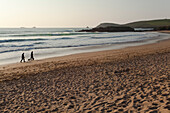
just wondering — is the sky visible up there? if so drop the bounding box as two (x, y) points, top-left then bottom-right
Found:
(0, 0), (170, 28)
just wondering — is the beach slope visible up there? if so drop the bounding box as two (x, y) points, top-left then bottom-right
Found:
(0, 39), (170, 112)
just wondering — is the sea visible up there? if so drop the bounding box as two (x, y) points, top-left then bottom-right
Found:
(0, 28), (170, 65)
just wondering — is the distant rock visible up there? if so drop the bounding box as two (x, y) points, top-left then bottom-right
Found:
(79, 23), (134, 32)
(95, 23), (120, 28)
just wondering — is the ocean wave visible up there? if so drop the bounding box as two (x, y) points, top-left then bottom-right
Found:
(33, 42), (46, 45)
(0, 42), (45, 48)
(0, 40), (147, 54)
(0, 45), (92, 53)
(91, 34), (145, 39)
(53, 37), (74, 40)
(0, 37), (75, 43)
(0, 32), (91, 37)
(0, 38), (47, 43)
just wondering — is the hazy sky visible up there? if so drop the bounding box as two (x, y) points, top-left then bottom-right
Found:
(0, 0), (170, 27)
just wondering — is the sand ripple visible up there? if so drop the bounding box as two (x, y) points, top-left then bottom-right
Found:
(0, 40), (170, 112)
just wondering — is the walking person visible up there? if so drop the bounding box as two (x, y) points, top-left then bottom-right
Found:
(30, 51), (34, 60)
(28, 51), (34, 61)
(20, 53), (25, 63)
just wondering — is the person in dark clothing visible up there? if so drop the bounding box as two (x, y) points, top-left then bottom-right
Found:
(30, 51), (34, 60)
(28, 51), (34, 61)
(20, 53), (25, 63)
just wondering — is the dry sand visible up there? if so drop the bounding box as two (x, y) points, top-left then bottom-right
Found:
(0, 38), (170, 112)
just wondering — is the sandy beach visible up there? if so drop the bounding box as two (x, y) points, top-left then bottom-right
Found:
(0, 36), (170, 112)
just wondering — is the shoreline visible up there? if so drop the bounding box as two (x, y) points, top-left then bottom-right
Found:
(0, 35), (170, 112)
(0, 31), (169, 66)
(0, 37), (170, 82)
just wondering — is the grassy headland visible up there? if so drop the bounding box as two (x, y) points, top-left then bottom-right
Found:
(125, 19), (170, 30)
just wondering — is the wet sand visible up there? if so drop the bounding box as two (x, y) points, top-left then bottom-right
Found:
(159, 30), (170, 34)
(0, 38), (170, 112)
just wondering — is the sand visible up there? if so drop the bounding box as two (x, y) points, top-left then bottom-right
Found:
(0, 37), (170, 112)
(159, 30), (170, 34)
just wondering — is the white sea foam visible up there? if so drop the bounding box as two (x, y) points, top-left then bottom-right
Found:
(0, 28), (169, 65)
